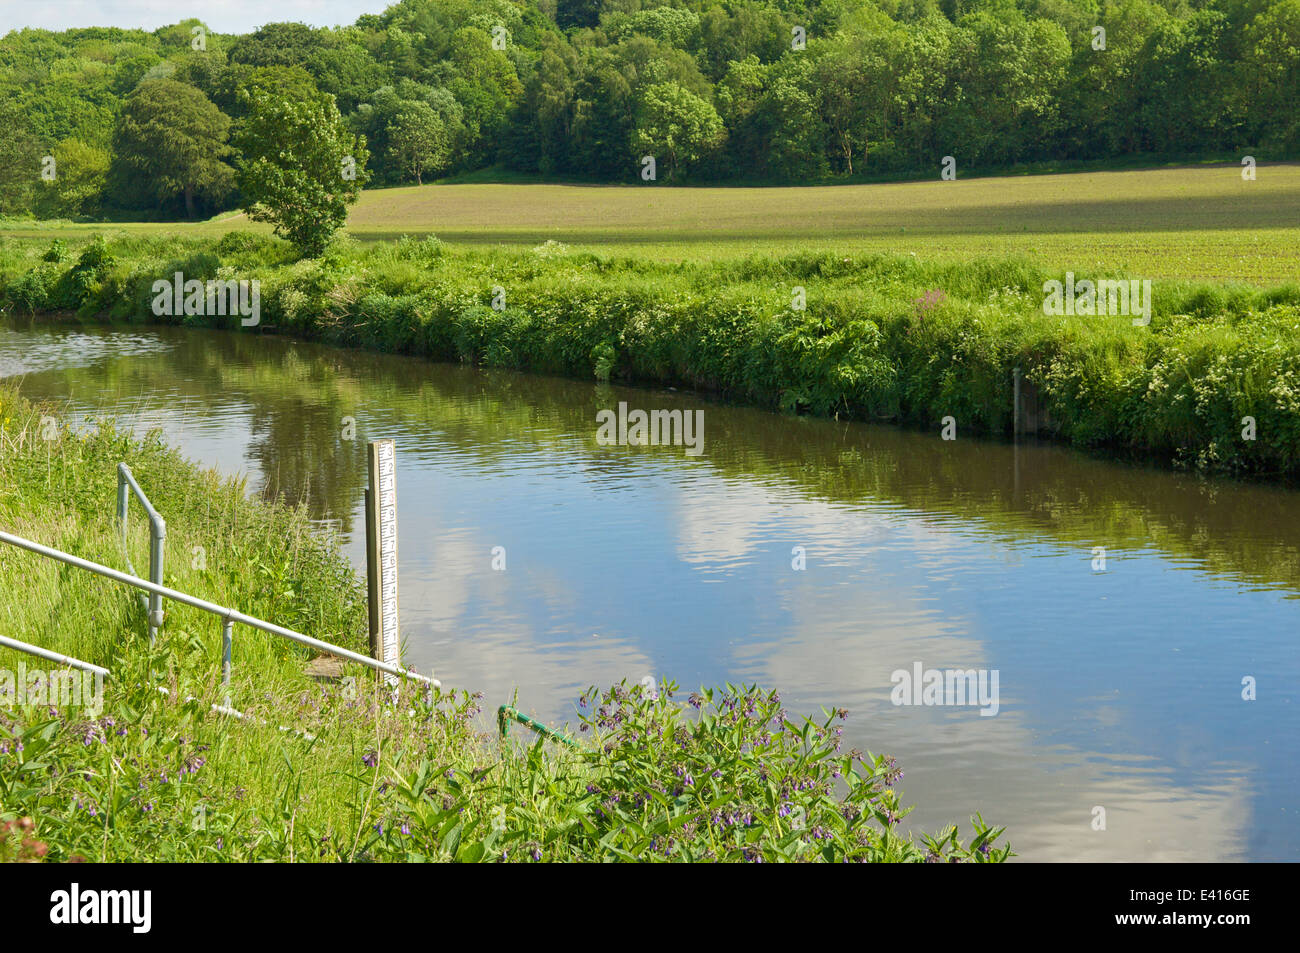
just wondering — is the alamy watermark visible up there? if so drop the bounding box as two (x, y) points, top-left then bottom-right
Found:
(50, 883), (151, 933)
(1042, 272), (1151, 326)
(152, 272), (260, 327)
(890, 661), (1000, 717)
(1, 662), (104, 717)
(596, 401), (704, 456)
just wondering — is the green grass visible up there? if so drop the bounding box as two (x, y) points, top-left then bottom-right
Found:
(3, 164), (1298, 283)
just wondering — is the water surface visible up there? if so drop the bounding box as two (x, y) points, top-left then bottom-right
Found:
(2, 323), (1296, 861)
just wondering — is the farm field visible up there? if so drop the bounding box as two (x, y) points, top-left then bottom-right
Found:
(4, 164), (1298, 284)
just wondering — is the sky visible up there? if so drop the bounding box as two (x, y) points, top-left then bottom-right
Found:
(0, 1), (394, 34)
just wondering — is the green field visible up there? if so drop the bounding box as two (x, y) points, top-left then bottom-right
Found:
(5, 164), (1298, 284)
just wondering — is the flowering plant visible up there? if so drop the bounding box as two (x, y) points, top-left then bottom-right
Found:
(568, 680), (1009, 862)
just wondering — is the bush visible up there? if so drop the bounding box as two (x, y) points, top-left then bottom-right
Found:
(4, 264), (58, 313)
(563, 681), (1010, 862)
(215, 230), (294, 266)
(41, 239), (68, 263)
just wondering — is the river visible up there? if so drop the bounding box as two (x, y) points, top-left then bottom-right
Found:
(2, 322), (1296, 861)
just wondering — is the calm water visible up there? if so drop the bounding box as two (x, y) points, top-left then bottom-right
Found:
(2, 323), (1297, 862)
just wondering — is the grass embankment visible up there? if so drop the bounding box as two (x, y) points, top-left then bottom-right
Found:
(3, 230), (1299, 478)
(0, 391), (1007, 862)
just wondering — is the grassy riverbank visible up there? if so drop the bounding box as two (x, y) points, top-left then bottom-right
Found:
(0, 390), (1007, 862)
(3, 231), (1299, 479)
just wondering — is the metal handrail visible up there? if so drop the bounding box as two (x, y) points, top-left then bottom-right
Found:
(0, 633), (110, 679)
(0, 529), (440, 691)
(117, 463), (165, 642)
(0, 633), (307, 736)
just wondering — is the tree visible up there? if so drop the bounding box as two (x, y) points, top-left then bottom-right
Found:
(1059, 0), (1166, 157)
(353, 83), (465, 185)
(1132, 9), (1237, 154)
(236, 90), (369, 257)
(1239, 0), (1300, 149)
(37, 139), (109, 219)
(816, 10), (907, 174)
(0, 100), (43, 216)
(630, 82), (725, 180)
(308, 42), (391, 114)
(556, 0), (603, 31)
(386, 101), (450, 185)
(570, 58), (636, 178)
(229, 22), (325, 67)
(446, 27), (523, 163)
(211, 64), (321, 120)
(716, 55), (767, 175)
(111, 52), (162, 95)
(612, 8), (702, 48)
(755, 63), (828, 180)
(507, 40), (578, 175)
(940, 13), (1070, 167)
(697, 3), (789, 81)
(109, 79), (235, 217)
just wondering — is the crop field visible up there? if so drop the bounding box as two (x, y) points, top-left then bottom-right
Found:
(4, 164), (1298, 284)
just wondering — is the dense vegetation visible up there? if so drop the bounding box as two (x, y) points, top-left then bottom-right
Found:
(0, 388), (1008, 861)
(2, 231), (1298, 477)
(1, 0), (1297, 218)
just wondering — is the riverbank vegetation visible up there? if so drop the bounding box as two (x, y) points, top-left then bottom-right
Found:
(0, 389), (1008, 861)
(2, 232), (1298, 478)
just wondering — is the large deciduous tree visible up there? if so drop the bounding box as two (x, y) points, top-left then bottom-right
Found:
(37, 139), (110, 219)
(386, 100), (450, 185)
(109, 79), (235, 218)
(0, 100), (43, 216)
(630, 81), (725, 180)
(235, 90), (369, 257)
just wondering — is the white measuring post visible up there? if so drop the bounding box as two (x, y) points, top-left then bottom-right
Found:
(365, 440), (400, 686)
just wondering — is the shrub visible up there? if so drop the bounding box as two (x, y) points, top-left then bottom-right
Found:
(41, 239), (68, 264)
(4, 264), (58, 313)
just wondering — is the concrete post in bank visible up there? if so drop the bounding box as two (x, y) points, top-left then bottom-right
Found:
(1013, 366), (1022, 438)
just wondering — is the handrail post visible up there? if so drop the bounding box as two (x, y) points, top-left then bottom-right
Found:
(117, 463), (166, 643)
(221, 618), (233, 707)
(149, 519), (166, 642)
(116, 470), (129, 534)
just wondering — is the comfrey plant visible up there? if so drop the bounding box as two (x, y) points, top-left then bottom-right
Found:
(358, 681), (1010, 863)
(569, 680), (1009, 862)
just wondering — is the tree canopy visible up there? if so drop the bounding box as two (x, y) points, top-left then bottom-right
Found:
(0, 0), (1294, 219)
(235, 90), (370, 256)
(108, 78), (234, 217)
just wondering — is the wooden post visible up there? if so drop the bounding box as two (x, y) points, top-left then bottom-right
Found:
(1012, 366), (1022, 437)
(365, 440), (400, 684)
